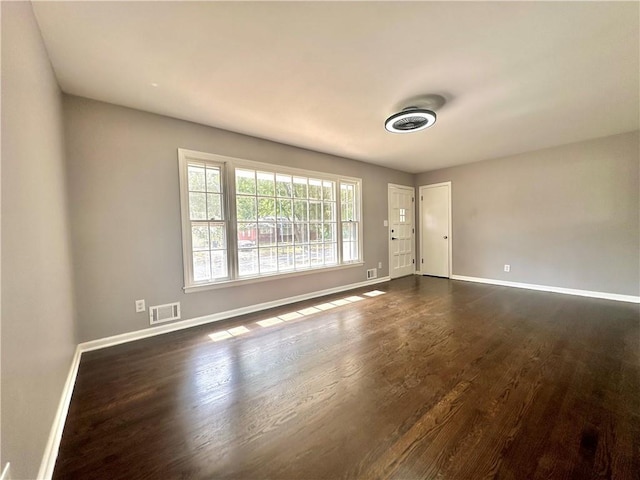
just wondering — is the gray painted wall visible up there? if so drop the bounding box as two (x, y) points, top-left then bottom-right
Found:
(415, 131), (640, 296)
(1, 3), (77, 478)
(64, 96), (413, 342)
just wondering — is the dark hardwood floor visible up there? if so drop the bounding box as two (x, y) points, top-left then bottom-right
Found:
(53, 276), (639, 479)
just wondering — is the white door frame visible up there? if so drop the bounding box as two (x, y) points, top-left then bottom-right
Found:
(388, 183), (415, 279)
(419, 181), (452, 278)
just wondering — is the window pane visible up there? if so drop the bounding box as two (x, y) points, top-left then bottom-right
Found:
(308, 179), (322, 199)
(322, 181), (334, 201)
(342, 221), (359, 262)
(294, 224), (308, 244)
(342, 222), (357, 241)
(236, 169), (256, 194)
(211, 250), (227, 278)
(342, 204), (353, 221)
(293, 177), (307, 198)
(310, 244), (323, 266)
(295, 245), (310, 267)
(192, 225), (209, 251)
(324, 243), (337, 265)
(188, 165), (206, 191)
(257, 171), (275, 196)
(193, 251), (211, 282)
(323, 202), (335, 221)
(341, 183), (354, 202)
(343, 242), (358, 262)
(236, 196), (257, 221)
(277, 199), (292, 221)
(209, 224), (225, 249)
(259, 248), (277, 273)
(237, 223), (257, 248)
(258, 223), (277, 246)
(323, 223), (336, 242)
(238, 248), (258, 276)
(206, 166), (221, 193)
(189, 192), (207, 220)
(276, 174), (292, 197)
(309, 224), (322, 243)
(258, 198), (275, 221)
(341, 196), (353, 221)
(341, 183), (356, 221)
(207, 193), (222, 220)
(309, 201), (321, 222)
(277, 222), (293, 244)
(294, 200), (308, 221)
(278, 246), (294, 271)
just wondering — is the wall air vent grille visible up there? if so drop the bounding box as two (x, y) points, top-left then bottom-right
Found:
(367, 268), (377, 280)
(149, 302), (181, 325)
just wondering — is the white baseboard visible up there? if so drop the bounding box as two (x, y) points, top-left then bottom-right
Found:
(451, 275), (640, 303)
(37, 346), (82, 480)
(79, 276), (391, 353)
(1, 463), (11, 480)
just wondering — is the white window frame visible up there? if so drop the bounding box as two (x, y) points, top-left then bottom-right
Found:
(178, 149), (363, 292)
(339, 179), (362, 264)
(178, 150), (231, 286)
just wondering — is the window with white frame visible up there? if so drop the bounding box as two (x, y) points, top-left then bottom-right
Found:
(340, 181), (360, 263)
(182, 158), (229, 283)
(178, 149), (362, 290)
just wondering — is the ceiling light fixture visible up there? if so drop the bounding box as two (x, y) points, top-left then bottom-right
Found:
(384, 107), (437, 133)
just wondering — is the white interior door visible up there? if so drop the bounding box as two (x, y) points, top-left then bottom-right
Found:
(420, 182), (451, 277)
(388, 184), (415, 279)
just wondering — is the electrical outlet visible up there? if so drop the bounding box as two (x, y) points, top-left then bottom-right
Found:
(504, 264), (511, 273)
(135, 299), (146, 313)
(378, 261), (382, 269)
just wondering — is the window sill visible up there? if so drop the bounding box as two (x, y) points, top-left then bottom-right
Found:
(183, 262), (365, 293)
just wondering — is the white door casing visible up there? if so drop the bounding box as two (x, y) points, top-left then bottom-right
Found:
(388, 184), (415, 279)
(420, 182), (451, 277)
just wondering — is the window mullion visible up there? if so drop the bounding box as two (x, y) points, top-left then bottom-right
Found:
(337, 182), (344, 265)
(356, 182), (362, 262)
(226, 164), (239, 280)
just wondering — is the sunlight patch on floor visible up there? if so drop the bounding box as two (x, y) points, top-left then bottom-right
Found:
(314, 302), (337, 311)
(209, 331), (233, 342)
(298, 306), (322, 316)
(228, 326), (250, 336)
(207, 290), (387, 342)
(345, 295), (365, 302)
(364, 290), (386, 297)
(330, 299), (351, 306)
(279, 311), (303, 321)
(257, 317), (284, 327)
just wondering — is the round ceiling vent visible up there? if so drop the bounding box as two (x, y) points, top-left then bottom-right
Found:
(384, 107), (437, 133)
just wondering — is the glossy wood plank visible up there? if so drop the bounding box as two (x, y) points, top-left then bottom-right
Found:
(53, 276), (639, 479)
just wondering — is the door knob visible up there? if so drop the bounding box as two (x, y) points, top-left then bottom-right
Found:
(443, 235), (448, 239)
(391, 237), (398, 240)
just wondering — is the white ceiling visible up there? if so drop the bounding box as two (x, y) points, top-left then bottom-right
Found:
(32, 1), (639, 173)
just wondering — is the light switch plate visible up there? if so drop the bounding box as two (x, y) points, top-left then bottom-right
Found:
(135, 299), (146, 313)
